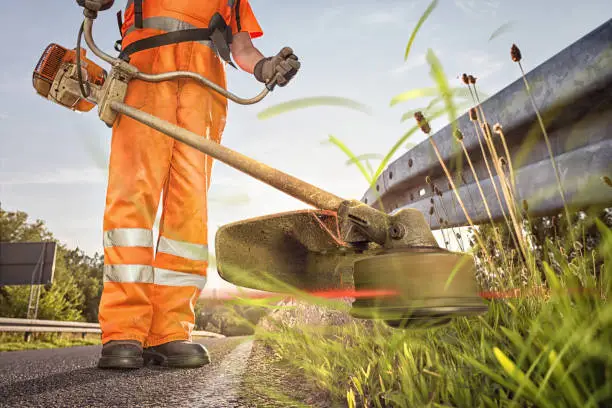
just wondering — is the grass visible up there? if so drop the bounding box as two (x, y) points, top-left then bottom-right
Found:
(0, 333), (101, 352)
(228, 1), (612, 406)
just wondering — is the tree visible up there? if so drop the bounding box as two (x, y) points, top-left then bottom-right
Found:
(0, 206), (102, 322)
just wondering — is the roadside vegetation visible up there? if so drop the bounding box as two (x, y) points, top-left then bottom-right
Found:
(0, 206), (104, 323)
(0, 207), (265, 351)
(232, 1), (612, 406)
(0, 333), (100, 352)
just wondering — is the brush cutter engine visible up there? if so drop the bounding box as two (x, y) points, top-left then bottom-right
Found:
(33, 43), (107, 112)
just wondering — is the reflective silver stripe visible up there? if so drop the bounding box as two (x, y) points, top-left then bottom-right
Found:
(154, 268), (207, 289)
(124, 16), (213, 48)
(157, 236), (209, 261)
(103, 264), (154, 283)
(103, 228), (153, 248)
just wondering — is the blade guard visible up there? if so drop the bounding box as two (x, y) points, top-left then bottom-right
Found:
(215, 210), (361, 293)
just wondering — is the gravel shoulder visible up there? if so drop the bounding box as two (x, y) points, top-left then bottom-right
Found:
(237, 339), (335, 408)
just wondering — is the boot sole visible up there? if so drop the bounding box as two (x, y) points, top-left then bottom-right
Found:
(143, 350), (211, 368)
(98, 356), (144, 369)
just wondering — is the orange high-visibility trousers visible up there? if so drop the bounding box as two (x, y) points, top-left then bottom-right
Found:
(99, 0), (262, 347)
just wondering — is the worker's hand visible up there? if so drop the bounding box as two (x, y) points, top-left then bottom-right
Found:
(254, 47), (300, 88)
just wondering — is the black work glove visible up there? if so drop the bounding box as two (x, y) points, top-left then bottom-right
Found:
(254, 47), (300, 88)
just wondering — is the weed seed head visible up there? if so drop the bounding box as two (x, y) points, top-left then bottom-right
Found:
(511, 44), (522, 62)
(414, 111), (431, 134)
(469, 108), (478, 121)
(499, 157), (507, 166)
(603, 175), (612, 187)
(468, 75), (477, 84)
(408, 158), (413, 167)
(453, 129), (464, 141)
(493, 123), (503, 134)
(429, 206), (435, 215)
(522, 200), (529, 212)
(461, 73), (469, 84)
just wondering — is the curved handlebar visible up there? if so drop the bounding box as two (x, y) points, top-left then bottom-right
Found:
(82, 18), (272, 105)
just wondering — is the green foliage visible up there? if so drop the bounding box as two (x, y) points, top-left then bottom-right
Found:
(251, 223), (611, 407)
(0, 206), (103, 322)
(257, 96), (372, 120)
(247, 3), (612, 407)
(404, 0), (438, 61)
(195, 297), (269, 337)
(0, 333), (100, 352)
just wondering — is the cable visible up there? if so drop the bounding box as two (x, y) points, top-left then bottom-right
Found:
(76, 21), (91, 98)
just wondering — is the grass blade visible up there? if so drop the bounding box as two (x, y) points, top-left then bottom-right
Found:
(328, 135), (373, 183)
(426, 49), (457, 134)
(489, 21), (517, 41)
(404, 0), (438, 61)
(257, 96), (372, 120)
(345, 154), (384, 166)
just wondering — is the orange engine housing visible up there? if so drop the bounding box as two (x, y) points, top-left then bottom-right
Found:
(33, 43), (107, 112)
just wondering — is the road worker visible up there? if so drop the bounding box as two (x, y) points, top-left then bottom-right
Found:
(92, 0), (300, 369)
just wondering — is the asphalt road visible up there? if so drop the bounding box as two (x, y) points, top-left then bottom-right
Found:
(0, 337), (256, 408)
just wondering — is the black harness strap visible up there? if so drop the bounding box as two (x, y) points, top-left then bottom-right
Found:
(120, 28), (222, 59)
(134, 0), (143, 29)
(116, 10), (123, 34)
(235, 0), (242, 32)
(118, 12), (237, 69)
(114, 10), (124, 52)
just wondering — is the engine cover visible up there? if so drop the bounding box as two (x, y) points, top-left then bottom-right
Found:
(32, 43), (106, 112)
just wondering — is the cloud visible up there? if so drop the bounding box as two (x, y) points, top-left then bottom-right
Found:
(0, 112), (8, 120)
(390, 52), (427, 75)
(314, 6), (344, 33)
(454, 0), (500, 16)
(0, 167), (107, 185)
(458, 50), (504, 80)
(390, 50), (446, 75)
(360, 11), (402, 25)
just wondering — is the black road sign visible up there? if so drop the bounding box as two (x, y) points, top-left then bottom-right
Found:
(0, 242), (57, 286)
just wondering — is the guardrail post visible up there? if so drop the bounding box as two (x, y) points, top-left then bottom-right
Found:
(24, 331), (32, 343)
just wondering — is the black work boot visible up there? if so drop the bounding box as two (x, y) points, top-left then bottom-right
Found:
(143, 340), (211, 368)
(98, 340), (144, 369)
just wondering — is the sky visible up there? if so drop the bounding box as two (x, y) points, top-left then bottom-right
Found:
(0, 0), (610, 290)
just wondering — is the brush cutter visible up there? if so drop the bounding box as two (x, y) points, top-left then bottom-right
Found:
(32, 1), (488, 328)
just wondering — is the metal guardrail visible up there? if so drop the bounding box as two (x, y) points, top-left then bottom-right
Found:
(0, 318), (225, 339)
(362, 18), (612, 229)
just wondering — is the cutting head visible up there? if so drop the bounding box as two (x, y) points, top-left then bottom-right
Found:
(215, 209), (488, 328)
(350, 248), (488, 328)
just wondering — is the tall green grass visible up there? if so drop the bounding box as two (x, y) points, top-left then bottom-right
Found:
(226, 1), (611, 406)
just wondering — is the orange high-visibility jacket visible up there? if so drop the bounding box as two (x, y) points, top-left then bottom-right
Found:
(98, 0), (262, 347)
